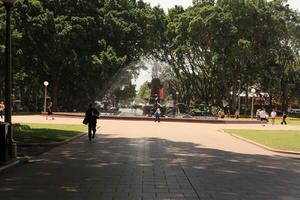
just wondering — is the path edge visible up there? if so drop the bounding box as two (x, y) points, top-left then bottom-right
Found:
(16, 132), (87, 147)
(1, 133), (87, 175)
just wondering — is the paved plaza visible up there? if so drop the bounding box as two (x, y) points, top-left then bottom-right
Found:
(1, 116), (300, 200)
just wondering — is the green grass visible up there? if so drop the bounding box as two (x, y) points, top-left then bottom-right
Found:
(224, 129), (300, 152)
(235, 118), (300, 125)
(275, 118), (300, 125)
(13, 123), (87, 144)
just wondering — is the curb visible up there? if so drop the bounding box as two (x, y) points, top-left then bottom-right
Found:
(220, 130), (300, 156)
(1, 133), (87, 175)
(0, 157), (29, 176)
(16, 132), (87, 147)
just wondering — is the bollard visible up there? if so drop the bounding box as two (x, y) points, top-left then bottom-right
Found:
(0, 122), (10, 162)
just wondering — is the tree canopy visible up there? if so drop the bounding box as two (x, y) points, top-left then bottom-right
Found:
(0, 0), (299, 112)
(0, 0), (166, 111)
(160, 0), (300, 112)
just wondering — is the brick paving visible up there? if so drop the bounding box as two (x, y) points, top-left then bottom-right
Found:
(0, 116), (300, 199)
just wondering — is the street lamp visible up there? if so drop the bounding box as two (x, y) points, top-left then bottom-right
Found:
(2, 0), (18, 158)
(43, 81), (49, 113)
(237, 80), (241, 113)
(250, 88), (256, 120)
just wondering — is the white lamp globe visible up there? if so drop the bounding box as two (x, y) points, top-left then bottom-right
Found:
(44, 81), (49, 87)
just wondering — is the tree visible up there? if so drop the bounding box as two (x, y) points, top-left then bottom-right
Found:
(0, 0), (167, 111)
(135, 81), (151, 103)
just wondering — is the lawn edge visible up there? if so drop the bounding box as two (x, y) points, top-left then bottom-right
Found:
(220, 129), (300, 155)
(16, 132), (87, 147)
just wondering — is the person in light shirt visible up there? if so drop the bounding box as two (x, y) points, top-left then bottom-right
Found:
(260, 108), (267, 125)
(270, 109), (277, 125)
(260, 108), (266, 121)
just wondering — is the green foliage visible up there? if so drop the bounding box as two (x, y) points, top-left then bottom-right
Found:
(0, 0), (299, 113)
(135, 81), (151, 102)
(160, 0), (300, 112)
(0, 0), (165, 111)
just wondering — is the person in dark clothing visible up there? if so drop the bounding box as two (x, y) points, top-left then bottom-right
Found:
(46, 101), (54, 120)
(281, 112), (287, 125)
(83, 104), (99, 141)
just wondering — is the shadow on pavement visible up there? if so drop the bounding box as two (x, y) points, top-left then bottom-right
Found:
(0, 134), (300, 200)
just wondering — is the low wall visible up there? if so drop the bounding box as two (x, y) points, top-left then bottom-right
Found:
(41, 112), (263, 124)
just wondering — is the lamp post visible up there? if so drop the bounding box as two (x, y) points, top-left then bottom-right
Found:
(251, 88), (256, 120)
(43, 81), (49, 113)
(238, 80), (241, 113)
(175, 91), (179, 115)
(2, 0), (18, 159)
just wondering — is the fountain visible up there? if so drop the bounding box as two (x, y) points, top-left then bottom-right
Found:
(143, 78), (166, 116)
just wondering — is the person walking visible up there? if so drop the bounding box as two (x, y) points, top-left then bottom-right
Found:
(155, 107), (161, 122)
(270, 109), (277, 125)
(260, 108), (267, 126)
(235, 109), (239, 119)
(46, 102), (54, 120)
(83, 103), (99, 141)
(281, 112), (287, 125)
(218, 109), (222, 118)
(256, 109), (261, 120)
(0, 101), (4, 119)
(218, 109), (225, 119)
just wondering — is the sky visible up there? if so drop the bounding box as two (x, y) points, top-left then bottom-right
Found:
(144, 0), (300, 12)
(144, 0), (193, 11)
(133, 0), (300, 91)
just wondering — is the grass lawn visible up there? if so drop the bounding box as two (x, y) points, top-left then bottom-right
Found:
(14, 123), (87, 144)
(234, 118), (300, 125)
(224, 129), (300, 152)
(274, 118), (300, 125)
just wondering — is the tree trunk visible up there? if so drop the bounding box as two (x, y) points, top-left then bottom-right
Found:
(232, 79), (237, 113)
(245, 83), (249, 115)
(281, 78), (288, 112)
(269, 93), (273, 108)
(51, 73), (59, 112)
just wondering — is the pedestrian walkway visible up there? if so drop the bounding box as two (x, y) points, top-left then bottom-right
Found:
(0, 117), (300, 199)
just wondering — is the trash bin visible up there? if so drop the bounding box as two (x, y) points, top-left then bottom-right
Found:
(0, 122), (10, 162)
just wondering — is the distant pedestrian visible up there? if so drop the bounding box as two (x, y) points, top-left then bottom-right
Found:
(83, 103), (99, 141)
(155, 107), (161, 122)
(0, 101), (4, 119)
(218, 109), (222, 118)
(256, 109), (261, 120)
(260, 108), (267, 125)
(270, 109), (277, 125)
(235, 109), (239, 119)
(46, 102), (54, 120)
(281, 112), (287, 125)
(218, 109), (225, 119)
(227, 108), (231, 118)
